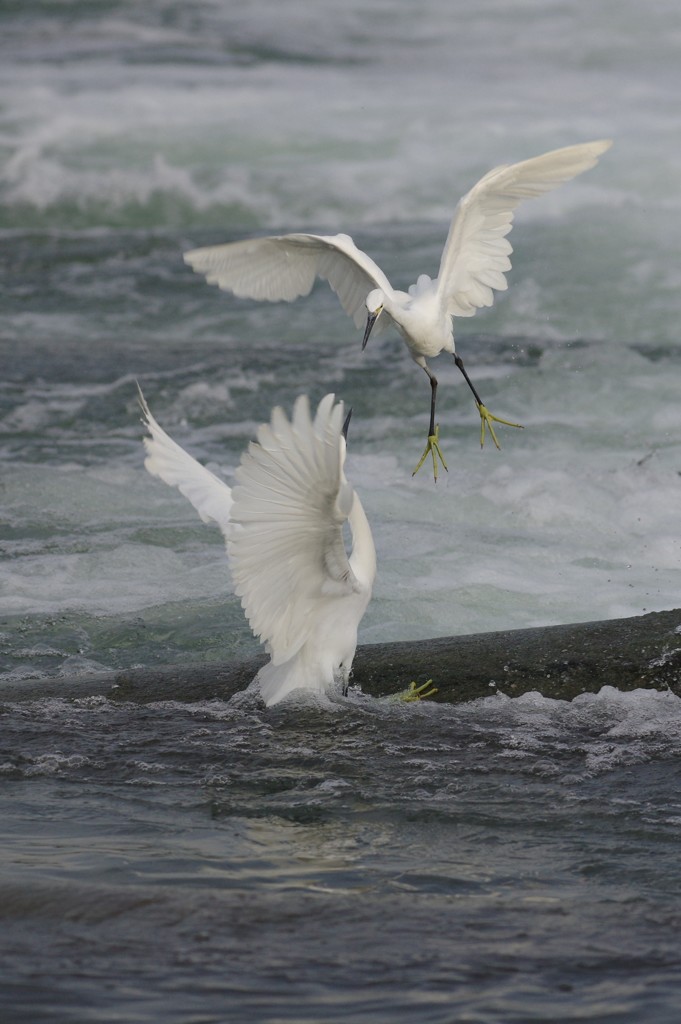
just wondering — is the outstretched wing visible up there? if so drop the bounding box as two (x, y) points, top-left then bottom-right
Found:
(139, 385), (234, 536)
(436, 139), (612, 317)
(229, 393), (364, 664)
(184, 232), (393, 329)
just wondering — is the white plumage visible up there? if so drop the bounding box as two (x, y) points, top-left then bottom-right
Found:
(140, 388), (376, 707)
(184, 140), (612, 476)
(185, 230), (391, 332)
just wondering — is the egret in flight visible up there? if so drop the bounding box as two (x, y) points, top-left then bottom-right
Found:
(140, 388), (381, 706)
(184, 139), (611, 479)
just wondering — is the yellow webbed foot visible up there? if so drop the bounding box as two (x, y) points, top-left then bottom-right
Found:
(476, 403), (523, 450)
(390, 679), (439, 703)
(412, 426), (448, 481)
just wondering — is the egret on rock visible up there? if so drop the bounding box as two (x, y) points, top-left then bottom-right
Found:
(139, 388), (377, 706)
(184, 140), (612, 479)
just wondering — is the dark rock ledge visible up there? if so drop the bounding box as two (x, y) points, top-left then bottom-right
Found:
(2, 609), (680, 705)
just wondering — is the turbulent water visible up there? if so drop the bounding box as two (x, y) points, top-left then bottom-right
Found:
(4, 687), (681, 1024)
(2, 1), (681, 1021)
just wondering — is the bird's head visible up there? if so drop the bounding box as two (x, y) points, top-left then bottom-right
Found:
(362, 290), (384, 350)
(338, 405), (352, 473)
(341, 407), (353, 442)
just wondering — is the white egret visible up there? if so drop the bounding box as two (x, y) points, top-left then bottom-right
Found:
(184, 140), (612, 479)
(139, 388), (378, 706)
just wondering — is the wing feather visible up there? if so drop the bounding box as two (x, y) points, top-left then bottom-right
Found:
(184, 233), (393, 329)
(139, 386), (234, 536)
(437, 140), (612, 317)
(229, 393), (362, 664)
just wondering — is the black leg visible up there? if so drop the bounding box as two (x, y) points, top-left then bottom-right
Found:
(453, 352), (524, 449)
(424, 365), (438, 436)
(454, 353), (484, 408)
(412, 364), (448, 479)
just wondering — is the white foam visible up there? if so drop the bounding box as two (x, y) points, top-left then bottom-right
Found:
(447, 686), (681, 775)
(2, 2), (679, 233)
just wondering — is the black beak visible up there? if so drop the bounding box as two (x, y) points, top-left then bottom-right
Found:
(342, 408), (353, 440)
(362, 310), (379, 351)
